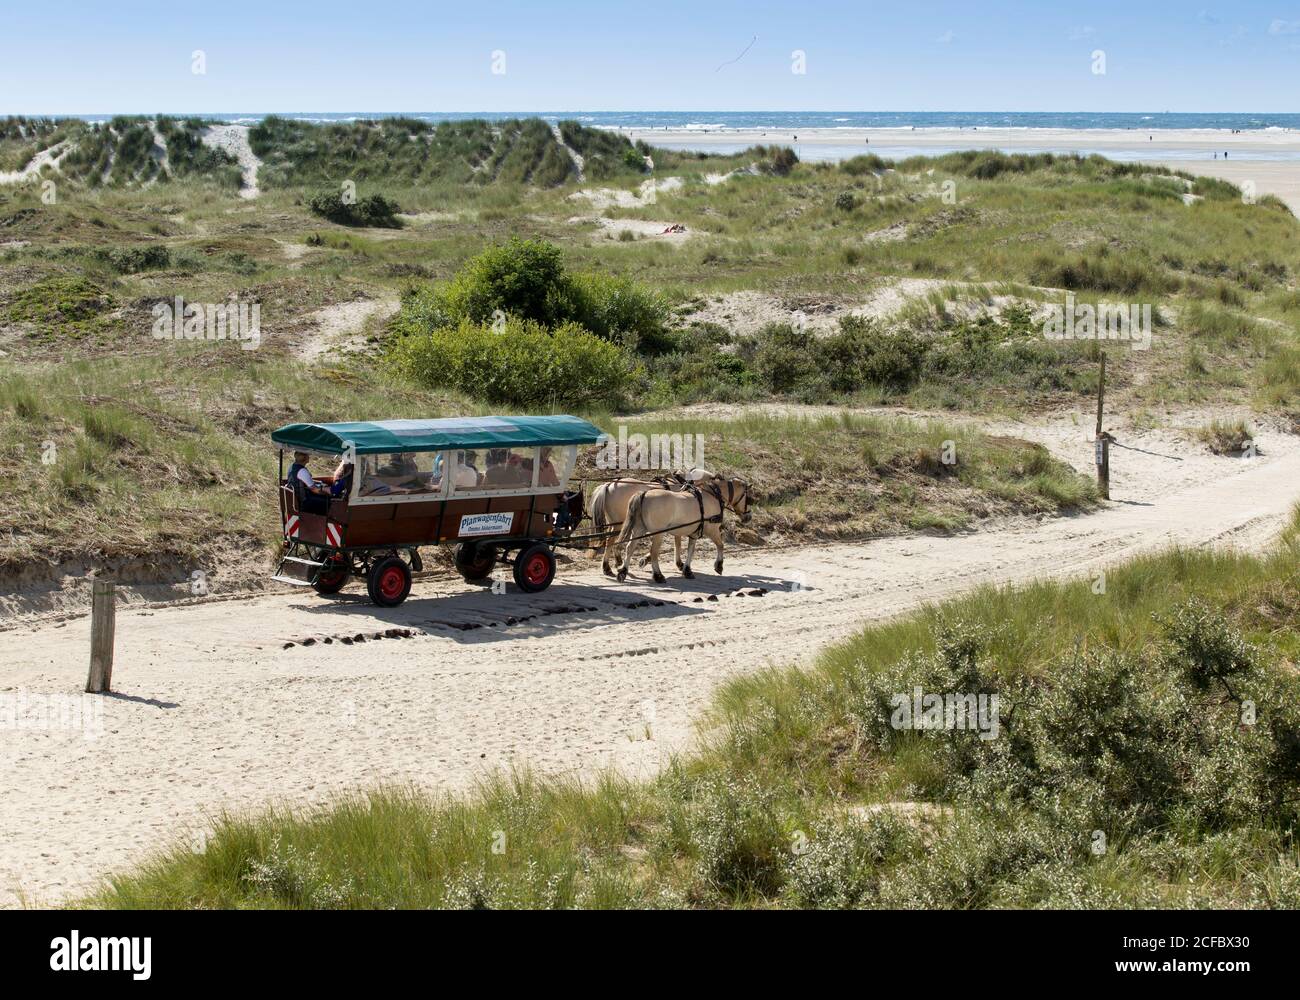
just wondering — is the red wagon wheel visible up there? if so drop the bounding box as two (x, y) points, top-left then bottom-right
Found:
(367, 556), (412, 607)
(512, 542), (556, 594)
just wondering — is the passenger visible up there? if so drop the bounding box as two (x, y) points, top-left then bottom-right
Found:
(330, 460), (354, 499)
(378, 452), (418, 477)
(454, 450), (480, 489)
(537, 447), (560, 487)
(484, 449), (528, 487)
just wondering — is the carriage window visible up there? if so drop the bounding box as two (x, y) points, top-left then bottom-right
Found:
(538, 446), (575, 491)
(357, 451), (444, 497)
(452, 447), (537, 493)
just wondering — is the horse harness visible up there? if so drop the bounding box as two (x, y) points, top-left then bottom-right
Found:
(684, 481), (727, 538)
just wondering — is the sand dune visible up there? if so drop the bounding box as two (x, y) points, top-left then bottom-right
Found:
(626, 126), (1300, 214)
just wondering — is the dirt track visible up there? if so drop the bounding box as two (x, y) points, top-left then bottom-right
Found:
(3, 418), (1299, 906)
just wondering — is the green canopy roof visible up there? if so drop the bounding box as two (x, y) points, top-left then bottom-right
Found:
(271, 415), (606, 456)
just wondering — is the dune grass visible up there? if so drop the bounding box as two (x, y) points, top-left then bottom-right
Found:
(0, 352), (1091, 576)
(3, 135), (1299, 575)
(86, 513), (1300, 909)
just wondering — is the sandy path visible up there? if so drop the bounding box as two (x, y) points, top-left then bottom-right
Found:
(201, 125), (261, 199)
(2, 422), (1298, 906)
(295, 297), (399, 362)
(0, 141), (71, 186)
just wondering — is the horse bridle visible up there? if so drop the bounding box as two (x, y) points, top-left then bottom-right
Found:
(700, 478), (752, 524)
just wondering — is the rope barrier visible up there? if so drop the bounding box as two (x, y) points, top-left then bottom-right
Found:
(1107, 440), (1185, 462)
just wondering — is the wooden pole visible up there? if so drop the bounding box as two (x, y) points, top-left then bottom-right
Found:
(1095, 350), (1106, 438)
(86, 578), (116, 694)
(1095, 351), (1110, 500)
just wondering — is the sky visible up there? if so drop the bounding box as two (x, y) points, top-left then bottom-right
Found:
(3, 1), (1299, 114)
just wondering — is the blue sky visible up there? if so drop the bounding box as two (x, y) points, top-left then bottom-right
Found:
(4, 1), (1299, 113)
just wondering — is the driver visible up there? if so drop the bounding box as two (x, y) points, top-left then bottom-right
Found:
(287, 451), (329, 497)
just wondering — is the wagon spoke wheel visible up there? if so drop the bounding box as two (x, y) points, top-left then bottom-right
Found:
(312, 554), (349, 595)
(512, 542), (556, 594)
(454, 541), (497, 582)
(367, 555), (412, 607)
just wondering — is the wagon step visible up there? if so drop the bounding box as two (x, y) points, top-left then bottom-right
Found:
(272, 554), (328, 586)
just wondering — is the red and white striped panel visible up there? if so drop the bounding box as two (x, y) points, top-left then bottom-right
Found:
(326, 522), (343, 548)
(285, 514), (300, 539)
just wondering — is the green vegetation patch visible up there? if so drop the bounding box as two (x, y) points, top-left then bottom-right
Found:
(4, 276), (117, 340)
(307, 190), (403, 229)
(389, 316), (640, 410)
(86, 519), (1300, 909)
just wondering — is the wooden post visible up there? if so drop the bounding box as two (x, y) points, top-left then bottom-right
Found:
(1095, 350), (1106, 438)
(1095, 351), (1110, 500)
(86, 578), (116, 694)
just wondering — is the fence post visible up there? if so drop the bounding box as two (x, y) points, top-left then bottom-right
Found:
(1095, 435), (1111, 500)
(86, 578), (116, 694)
(1095, 350), (1110, 500)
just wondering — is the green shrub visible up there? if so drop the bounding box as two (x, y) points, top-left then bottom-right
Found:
(784, 813), (918, 908)
(750, 323), (817, 393)
(821, 317), (927, 392)
(389, 315), (640, 408)
(569, 272), (669, 351)
(307, 190), (403, 228)
(398, 238), (668, 351)
(686, 777), (788, 898)
(834, 190), (857, 212)
(435, 237), (571, 326)
(93, 244), (171, 273)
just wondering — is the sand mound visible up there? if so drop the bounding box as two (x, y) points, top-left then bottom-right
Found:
(201, 125), (261, 199)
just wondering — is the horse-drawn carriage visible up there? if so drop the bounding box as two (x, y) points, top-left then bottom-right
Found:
(270, 414), (752, 607)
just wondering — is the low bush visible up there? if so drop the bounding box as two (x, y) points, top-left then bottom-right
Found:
(568, 272), (670, 351)
(821, 317), (928, 392)
(747, 145), (798, 176)
(307, 190), (403, 228)
(92, 244), (171, 273)
(389, 315), (641, 409)
(1030, 247), (1177, 296)
(841, 153), (892, 176)
(1193, 419), (1253, 455)
(397, 238), (669, 352)
(5, 276), (116, 339)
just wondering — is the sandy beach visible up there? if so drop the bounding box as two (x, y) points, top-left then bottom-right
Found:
(628, 126), (1300, 212)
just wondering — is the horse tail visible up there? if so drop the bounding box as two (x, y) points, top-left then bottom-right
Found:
(618, 491), (645, 547)
(590, 485), (609, 548)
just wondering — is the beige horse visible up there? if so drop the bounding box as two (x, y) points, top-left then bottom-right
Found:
(615, 477), (752, 583)
(590, 468), (712, 576)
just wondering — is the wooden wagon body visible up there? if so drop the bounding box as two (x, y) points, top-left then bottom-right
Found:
(270, 415), (603, 605)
